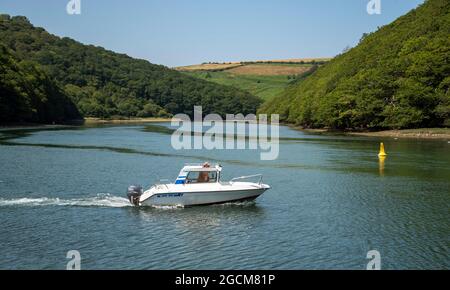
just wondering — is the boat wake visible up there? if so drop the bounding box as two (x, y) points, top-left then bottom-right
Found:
(213, 200), (257, 207)
(0, 193), (131, 208)
(148, 204), (185, 210)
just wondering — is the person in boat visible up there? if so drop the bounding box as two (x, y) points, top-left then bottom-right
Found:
(197, 162), (210, 183)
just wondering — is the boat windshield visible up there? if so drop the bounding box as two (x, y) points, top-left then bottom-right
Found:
(185, 171), (217, 184)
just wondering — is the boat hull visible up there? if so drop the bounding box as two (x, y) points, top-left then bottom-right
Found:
(140, 187), (268, 207)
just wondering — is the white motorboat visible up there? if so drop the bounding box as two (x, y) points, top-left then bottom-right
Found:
(126, 163), (270, 207)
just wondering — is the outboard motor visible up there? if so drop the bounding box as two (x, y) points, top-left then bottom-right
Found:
(127, 185), (143, 206)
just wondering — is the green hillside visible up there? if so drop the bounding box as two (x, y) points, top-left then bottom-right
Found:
(182, 71), (295, 100)
(0, 15), (261, 122)
(259, 0), (450, 129)
(179, 61), (323, 100)
(0, 44), (81, 124)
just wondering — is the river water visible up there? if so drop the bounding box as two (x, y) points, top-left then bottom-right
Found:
(0, 123), (448, 269)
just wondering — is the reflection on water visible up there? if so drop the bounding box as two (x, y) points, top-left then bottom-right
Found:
(0, 123), (449, 269)
(131, 202), (265, 230)
(379, 156), (386, 176)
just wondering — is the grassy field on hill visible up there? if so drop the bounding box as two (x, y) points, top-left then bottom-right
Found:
(226, 63), (312, 76)
(175, 63), (241, 72)
(178, 59), (327, 100)
(175, 58), (330, 72)
(184, 71), (295, 100)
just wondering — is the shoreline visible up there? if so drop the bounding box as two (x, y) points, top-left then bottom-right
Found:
(2, 119), (449, 140)
(0, 117), (173, 131)
(291, 126), (450, 140)
(83, 117), (173, 124)
(0, 124), (75, 131)
(347, 129), (450, 140)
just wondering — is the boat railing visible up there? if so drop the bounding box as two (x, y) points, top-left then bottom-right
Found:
(184, 163), (221, 167)
(184, 163), (212, 166)
(230, 174), (263, 185)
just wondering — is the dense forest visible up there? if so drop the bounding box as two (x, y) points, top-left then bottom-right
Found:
(0, 44), (81, 123)
(259, 0), (450, 129)
(0, 14), (261, 123)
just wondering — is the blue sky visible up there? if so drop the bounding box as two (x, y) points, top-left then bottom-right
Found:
(0, 0), (424, 67)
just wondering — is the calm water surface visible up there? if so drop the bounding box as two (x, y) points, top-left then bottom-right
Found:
(0, 123), (449, 269)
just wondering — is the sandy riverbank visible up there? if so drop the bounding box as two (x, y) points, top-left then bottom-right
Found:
(291, 126), (450, 140)
(347, 128), (450, 139)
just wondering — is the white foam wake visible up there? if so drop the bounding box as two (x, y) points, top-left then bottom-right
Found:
(0, 194), (131, 208)
(149, 204), (184, 210)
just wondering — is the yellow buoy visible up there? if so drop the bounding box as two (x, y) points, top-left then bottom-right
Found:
(378, 142), (387, 157)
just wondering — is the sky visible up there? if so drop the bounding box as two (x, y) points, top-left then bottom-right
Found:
(0, 0), (425, 67)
